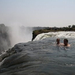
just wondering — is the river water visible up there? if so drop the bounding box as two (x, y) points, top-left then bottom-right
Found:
(0, 32), (75, 75)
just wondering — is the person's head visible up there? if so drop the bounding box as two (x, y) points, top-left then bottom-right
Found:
(64, 39), (68, 46)
(56, 38), (60, 44)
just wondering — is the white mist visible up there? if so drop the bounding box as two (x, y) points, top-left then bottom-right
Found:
(8, 25), (32, 47)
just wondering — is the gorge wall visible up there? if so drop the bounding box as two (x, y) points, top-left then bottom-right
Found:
(0, 24), (11, 53)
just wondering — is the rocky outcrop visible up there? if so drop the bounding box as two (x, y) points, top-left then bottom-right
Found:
(0, 24), (11, 53)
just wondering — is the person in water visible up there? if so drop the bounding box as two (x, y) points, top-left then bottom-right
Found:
(56, 38), (63, 46)
(56, 38), (60, 45)
(63, 39), (70, 47)
(56, 38), (70, 47)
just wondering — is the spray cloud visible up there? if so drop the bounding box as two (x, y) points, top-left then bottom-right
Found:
(8, 25), (32, 47)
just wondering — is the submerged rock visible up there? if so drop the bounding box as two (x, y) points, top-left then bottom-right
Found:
(0, 48), (16, 62)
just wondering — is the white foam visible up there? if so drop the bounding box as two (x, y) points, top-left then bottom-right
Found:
(33, 31), (75, 41)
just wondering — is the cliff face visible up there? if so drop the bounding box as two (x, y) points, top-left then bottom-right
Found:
(0, 24), (11, 53)
(32, 28), (55, 40)
(32, 27), (51, 40)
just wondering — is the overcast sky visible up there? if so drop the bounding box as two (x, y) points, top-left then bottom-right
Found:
(0, 0), (75, 27)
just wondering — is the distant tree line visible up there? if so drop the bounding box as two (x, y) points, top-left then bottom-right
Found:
(42, 25), (75, 31)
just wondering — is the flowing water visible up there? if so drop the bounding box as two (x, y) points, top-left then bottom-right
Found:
(0, 32), (75, 75)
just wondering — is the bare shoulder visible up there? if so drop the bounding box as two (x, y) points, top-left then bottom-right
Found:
(67, 44), (70, 47)
(59, 43), (64, 46)
(59, 43), (71, 47)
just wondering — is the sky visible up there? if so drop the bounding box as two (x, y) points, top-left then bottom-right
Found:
(0, 0), (75, 27)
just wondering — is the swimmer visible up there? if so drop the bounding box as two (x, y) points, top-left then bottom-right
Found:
(56, 38), (63, 46)
(56, 38), (60, 45)
(63, 39), (70, 47)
